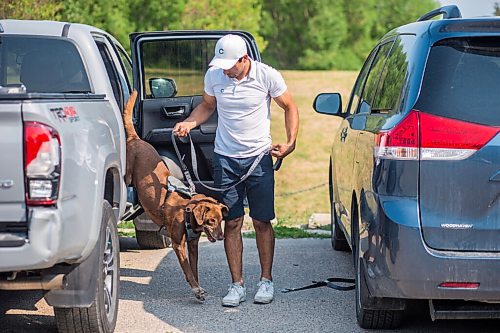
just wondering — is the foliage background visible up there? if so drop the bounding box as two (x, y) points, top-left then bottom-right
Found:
(0, 0), (440, 70)
(5, 0), (497, 225)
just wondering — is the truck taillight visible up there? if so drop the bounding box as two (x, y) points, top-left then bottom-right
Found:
(24, 122), (61, 206)
(375, 110), (499, 161)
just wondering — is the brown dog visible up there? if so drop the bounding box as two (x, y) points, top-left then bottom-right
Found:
(123, 91), (227, 300)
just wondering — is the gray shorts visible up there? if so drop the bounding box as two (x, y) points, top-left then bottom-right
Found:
(213, 152), (275, 222)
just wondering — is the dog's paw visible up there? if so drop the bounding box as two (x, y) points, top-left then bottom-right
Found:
(193, 287), (207, 301)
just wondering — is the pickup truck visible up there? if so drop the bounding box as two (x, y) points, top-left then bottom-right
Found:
(0, 19), (261, 332)
(0, 19), (131, 332)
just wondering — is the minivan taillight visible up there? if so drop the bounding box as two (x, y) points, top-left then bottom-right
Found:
(24, 122), (61, 206)
(375, 111), (419, 160)
(419, 111), (499, 160)
(375, 110), (499, 161)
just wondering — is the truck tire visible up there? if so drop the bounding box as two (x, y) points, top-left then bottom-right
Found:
(135, 229), (171, 249)
(54, 201), (120, 333)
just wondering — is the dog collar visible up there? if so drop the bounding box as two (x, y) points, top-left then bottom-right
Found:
(184, 207), (200, 241)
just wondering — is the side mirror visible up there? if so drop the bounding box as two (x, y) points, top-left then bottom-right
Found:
(313, 93), (342, 116)
(149, 78), (177, 98)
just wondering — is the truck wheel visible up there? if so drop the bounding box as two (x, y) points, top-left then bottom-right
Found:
(54, 201), (120, 333)
(135, 229), (171, 249)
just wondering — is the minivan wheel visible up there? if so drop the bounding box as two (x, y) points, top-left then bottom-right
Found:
(355, 242), (403, 329)
(331, 202), (350, 251)
(54, 201), (120, 333)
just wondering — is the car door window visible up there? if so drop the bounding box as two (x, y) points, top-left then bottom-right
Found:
(345, 49), (377, 116)
(114, 44), (132, 101)
(359, 41), (394, 113)
(96, 40), (123, 109)
(372, 35), (416, 115)
(140, 39), (217, 98)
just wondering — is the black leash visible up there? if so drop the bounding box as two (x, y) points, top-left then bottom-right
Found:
(171, 132), (282, 193)
(281, 277), (355, 293)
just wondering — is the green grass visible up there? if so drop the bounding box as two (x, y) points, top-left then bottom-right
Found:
(119, 70), (358, 230)
(119, 220), (135, 229)
(118, 220), (135, 237)
(318, 224), (330, 231)
(271, 70), (358, 226)
(243, 225), (329, 239)
(118, 229), (135, 237)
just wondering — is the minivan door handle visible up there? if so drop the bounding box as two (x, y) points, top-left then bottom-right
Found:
(490, 170), (500, 182)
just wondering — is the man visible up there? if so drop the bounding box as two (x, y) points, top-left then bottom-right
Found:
(173, 34), (299, 307)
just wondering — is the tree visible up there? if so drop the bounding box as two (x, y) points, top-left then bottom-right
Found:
(60, 0), (185, 50)
(180, 0), (267, 52)
(0, 0), (62, 20)
(261, 0), (347, 69)
(495, 2), (500, 16)
(61, 0), (130, 47)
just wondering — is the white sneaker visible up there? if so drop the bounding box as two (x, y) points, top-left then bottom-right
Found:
(222, 283), (246, 307)
(254, 278), (274, 304)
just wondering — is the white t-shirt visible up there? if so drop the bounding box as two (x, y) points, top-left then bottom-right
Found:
(204, 60), (287, 158)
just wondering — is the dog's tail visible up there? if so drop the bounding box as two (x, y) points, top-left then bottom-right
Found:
(123, 90), (139, 142)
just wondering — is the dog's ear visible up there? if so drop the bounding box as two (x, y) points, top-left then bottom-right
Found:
(192, 204), (208, 226)
(220, 204), (229, 217)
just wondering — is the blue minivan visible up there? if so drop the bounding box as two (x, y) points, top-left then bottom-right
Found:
(314, 6), (500, 329)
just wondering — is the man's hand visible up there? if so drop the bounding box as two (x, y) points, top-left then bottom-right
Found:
(173, 121), (196, 137)
(172, 93), (217, 137)
(271, 142), (295, 159)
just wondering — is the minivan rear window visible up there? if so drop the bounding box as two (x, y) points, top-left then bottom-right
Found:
(416, 37), (500, 126)
(0, 36), (91, 94)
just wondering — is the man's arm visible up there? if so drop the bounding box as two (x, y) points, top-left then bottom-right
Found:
(272, 89), (299, 159)
(173, 93), (217, 136)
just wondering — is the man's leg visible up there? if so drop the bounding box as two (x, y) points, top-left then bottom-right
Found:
(224, 216), (245, 284)
(252, 218), (275, 281)
(222, 216), (247, 307)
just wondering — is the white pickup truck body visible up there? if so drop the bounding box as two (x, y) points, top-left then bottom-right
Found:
(0, 20), (131, 332)
(0, 19), (262, 332)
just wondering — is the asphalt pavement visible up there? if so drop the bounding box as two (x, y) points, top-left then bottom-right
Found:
(1, 237), (499, 332)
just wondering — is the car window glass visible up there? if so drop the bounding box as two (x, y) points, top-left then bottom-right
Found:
(359, 41), (394, 112)
(96, 41), (123, 109)
(140, 39), (217, 98)
(416, 37), (500, 126)
(345, 49), (377, 115)
(0, 36), (91, 93)
(115, 44), (132, 92)
(372, 34), (416, 115)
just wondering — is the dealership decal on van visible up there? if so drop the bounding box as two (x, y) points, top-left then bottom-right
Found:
(440, 223), (473, 229)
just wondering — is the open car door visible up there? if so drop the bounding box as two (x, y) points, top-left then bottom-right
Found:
(129, 30), (261, 194)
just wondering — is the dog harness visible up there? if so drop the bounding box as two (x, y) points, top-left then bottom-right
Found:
(160, 176), (200, 241)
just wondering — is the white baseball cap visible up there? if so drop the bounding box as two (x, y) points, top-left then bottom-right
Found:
(209, 34), (247, 70)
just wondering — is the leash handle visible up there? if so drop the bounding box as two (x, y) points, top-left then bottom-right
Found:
(280, 277), (355, 293)
(273, 158), (282, 171)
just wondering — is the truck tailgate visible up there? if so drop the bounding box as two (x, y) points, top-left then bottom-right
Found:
(0, 102), (27, 242)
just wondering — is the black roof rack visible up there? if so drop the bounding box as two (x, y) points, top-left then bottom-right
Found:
(0, 23), (3, 33)
(417, 5), (462, 22)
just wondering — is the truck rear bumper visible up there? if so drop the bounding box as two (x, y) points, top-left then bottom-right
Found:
(0, 208), (66, 271)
